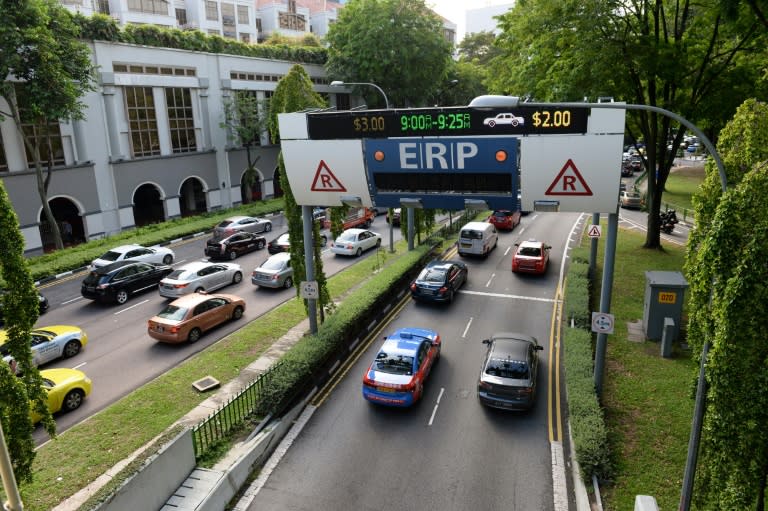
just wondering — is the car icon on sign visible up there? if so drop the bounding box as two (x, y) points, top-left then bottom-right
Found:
(483, 113), (525, 128)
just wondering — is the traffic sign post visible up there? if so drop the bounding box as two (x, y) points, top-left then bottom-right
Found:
(300, 281), (319, 300)
(588, 224), (602, 238)
(591, 312), (615, 334)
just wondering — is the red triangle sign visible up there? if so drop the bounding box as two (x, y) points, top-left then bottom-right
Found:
(545, 159), (593, 196)
(311, 160), (347, 192)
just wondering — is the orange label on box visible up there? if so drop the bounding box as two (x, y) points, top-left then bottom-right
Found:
(658, 292), (677, 304)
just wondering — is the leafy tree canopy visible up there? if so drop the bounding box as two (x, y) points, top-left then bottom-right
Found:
(457, 30), (502, 66)
(324, 0), (453, 108)
(685, 100), (768, 507)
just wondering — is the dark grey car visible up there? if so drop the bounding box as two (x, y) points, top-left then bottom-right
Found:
(477, 332), (543, 411)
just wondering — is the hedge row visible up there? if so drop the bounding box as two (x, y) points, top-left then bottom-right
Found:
(563, 258), (613, 481)
(72, 13), (327, 65)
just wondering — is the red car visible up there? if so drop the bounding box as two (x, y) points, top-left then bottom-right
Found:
(511, 240), (551, 274)
(487, 210), (521, 231)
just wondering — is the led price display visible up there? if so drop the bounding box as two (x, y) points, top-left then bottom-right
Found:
(306, 107), (589, 139)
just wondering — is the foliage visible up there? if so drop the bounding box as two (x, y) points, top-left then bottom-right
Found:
(489, 0), (767, 249)
(457, 30), (502, 66)
(685, 100), (768, 508)
(268, 65), (328, 318)
(70, 13), (327, 64)
(0, 181), (52, 484)
(0, 0), (97, 250)
(427, 60), (488, 107)
(563, 260), (612, 481)
(328, 204), (349, 240)
(220, 92), (270, 204)
(324, 0), (453, 108)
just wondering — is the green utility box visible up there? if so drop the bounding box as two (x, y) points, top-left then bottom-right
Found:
(643, 271), (688, 341)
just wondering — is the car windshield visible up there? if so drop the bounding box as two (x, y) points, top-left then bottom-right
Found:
(156, 305), (189, 321)
(217, 220), (234, 227)
(260, 258), (285, 271)
(373, 352), (414, 375)
(493, 212), (511, 218)
(420, 268), (446, 283)
(485, 358), (529, 379)
(519, 246), (541, 257)
(99, 250), (122, 262)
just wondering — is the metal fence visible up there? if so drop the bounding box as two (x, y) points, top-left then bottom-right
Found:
(192, 361), (286, 458)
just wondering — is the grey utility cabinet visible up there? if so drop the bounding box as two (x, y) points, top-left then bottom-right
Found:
(643, 271), (688, 341)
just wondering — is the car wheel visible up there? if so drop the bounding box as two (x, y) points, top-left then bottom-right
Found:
(115, 289), (129, 305)
(488, 120), (496, 127)
(62, 389), (85, 412)
(195, 287), (205, 293)
(232, 306), (244, 320)
(63, 340), (81, 358)
(163, 254), (173, 265)
(283, 277), (293, 289)
(188, 328), (202, 343)
(264, 222), (272, 232)
(511, 119), (519, 127)
(228, 250), (238, 260)
(256, 239), (265, 250)
(448, 290), (455, 303)
(232, 271), (243, 284)
(356, 248), (362, 257)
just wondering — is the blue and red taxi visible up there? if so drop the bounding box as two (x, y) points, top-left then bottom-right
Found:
(487, 210), (521, 231)
(362, 327), (441, 407)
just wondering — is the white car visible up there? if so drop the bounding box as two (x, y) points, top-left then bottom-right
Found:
(158, 261), (243, 298)
(330, 228), (382, 257)
(91, 244), (175, 270)
(483, 112), (525, 127)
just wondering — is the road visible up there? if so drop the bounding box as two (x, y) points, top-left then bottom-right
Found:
(32, 213), (403, 444)
(244, 211), (584, 511)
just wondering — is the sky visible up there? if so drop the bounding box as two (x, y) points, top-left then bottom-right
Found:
(427, 0), (513, 42)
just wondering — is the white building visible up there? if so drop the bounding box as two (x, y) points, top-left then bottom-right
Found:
(465, 3), (514, 36)
(0, 41), (351, 254)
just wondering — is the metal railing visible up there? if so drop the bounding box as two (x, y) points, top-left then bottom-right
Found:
(192, 361), (286, 458)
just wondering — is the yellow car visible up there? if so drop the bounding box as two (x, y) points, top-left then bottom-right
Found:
(31, 368), (92, 423)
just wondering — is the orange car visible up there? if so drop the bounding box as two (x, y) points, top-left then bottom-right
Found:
(148, 292), (245, 344)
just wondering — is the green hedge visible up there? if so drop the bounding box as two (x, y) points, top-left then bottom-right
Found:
(563, 259), (613, 481)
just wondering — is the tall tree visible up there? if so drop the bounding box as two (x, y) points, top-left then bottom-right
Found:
(324, 0), (453, 108)
(685, 99), (768, 508)
(267, 65), (332, 320)
(0, 0), (96, 250)
(457, 30), (502, 66)
(488, 0), (766, 248)
(0, 180), (54, 486)
(221, 91), (269, 203)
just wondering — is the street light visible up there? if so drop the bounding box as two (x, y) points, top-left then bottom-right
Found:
(330, 80), (390, 110)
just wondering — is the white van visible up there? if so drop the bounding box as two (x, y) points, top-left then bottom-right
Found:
(458, 221), (499, 257)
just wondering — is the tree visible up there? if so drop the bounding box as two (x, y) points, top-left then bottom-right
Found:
(488, 0), (766, 248)
(427, 60), (488, 107)
(0, 180), (54, 485)
(268, 65), (331, 320)
(684, 99), (768, 508)
(324, 0), (453, 108)
(221, 91), (269, 203)
(457, 30), (501, 66)
(0, 0), (96, 250)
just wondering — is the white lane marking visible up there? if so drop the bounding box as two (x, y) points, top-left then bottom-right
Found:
(504, 246), (511, 256)
(428, 387), (445, 426)
(113, 299), (150, 315)
(462, 317), (474, 338)
(62, 296), (83, 305)
(460, 290), (557, 303)
(485, 273), (495, 287)
(72, 362), (87, 370)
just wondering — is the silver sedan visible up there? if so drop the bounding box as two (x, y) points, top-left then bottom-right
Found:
(330, 228), (382, 257)
(159, 261), (243, 298)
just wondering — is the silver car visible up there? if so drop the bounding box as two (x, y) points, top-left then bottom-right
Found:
(159, 261), (243, 298)
(90, 244), (175, 270)
(251, 252), (293, 289)
(330, 228), (382, 257)
(213, 216), (273, 237)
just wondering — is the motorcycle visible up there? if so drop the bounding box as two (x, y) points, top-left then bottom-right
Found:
(658, 209), (678, 234)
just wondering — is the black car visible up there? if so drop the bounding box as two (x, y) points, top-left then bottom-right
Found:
(477, 332), (543, 411)
(205, 231), (266, 260)
(81, 260), (174, 305)
(409, 260), (468, 303)
(0, 289), (49, 324)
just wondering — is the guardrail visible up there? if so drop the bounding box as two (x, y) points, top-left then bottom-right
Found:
(192, 361), (287, 458)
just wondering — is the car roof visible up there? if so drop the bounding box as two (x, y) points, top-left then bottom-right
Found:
(106, 244), (144, 253)
(489, 332), (538, 355)
(163, 292), (238, 308)
(176, 261), (220, 271)
(224, 215), (251, 221)
(268, 252), (291, 261)
(93, 260), (151, 274)
(519, 240), (544, 248)
(425, 260), (457, 271)
(342, 228), (366, 234)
